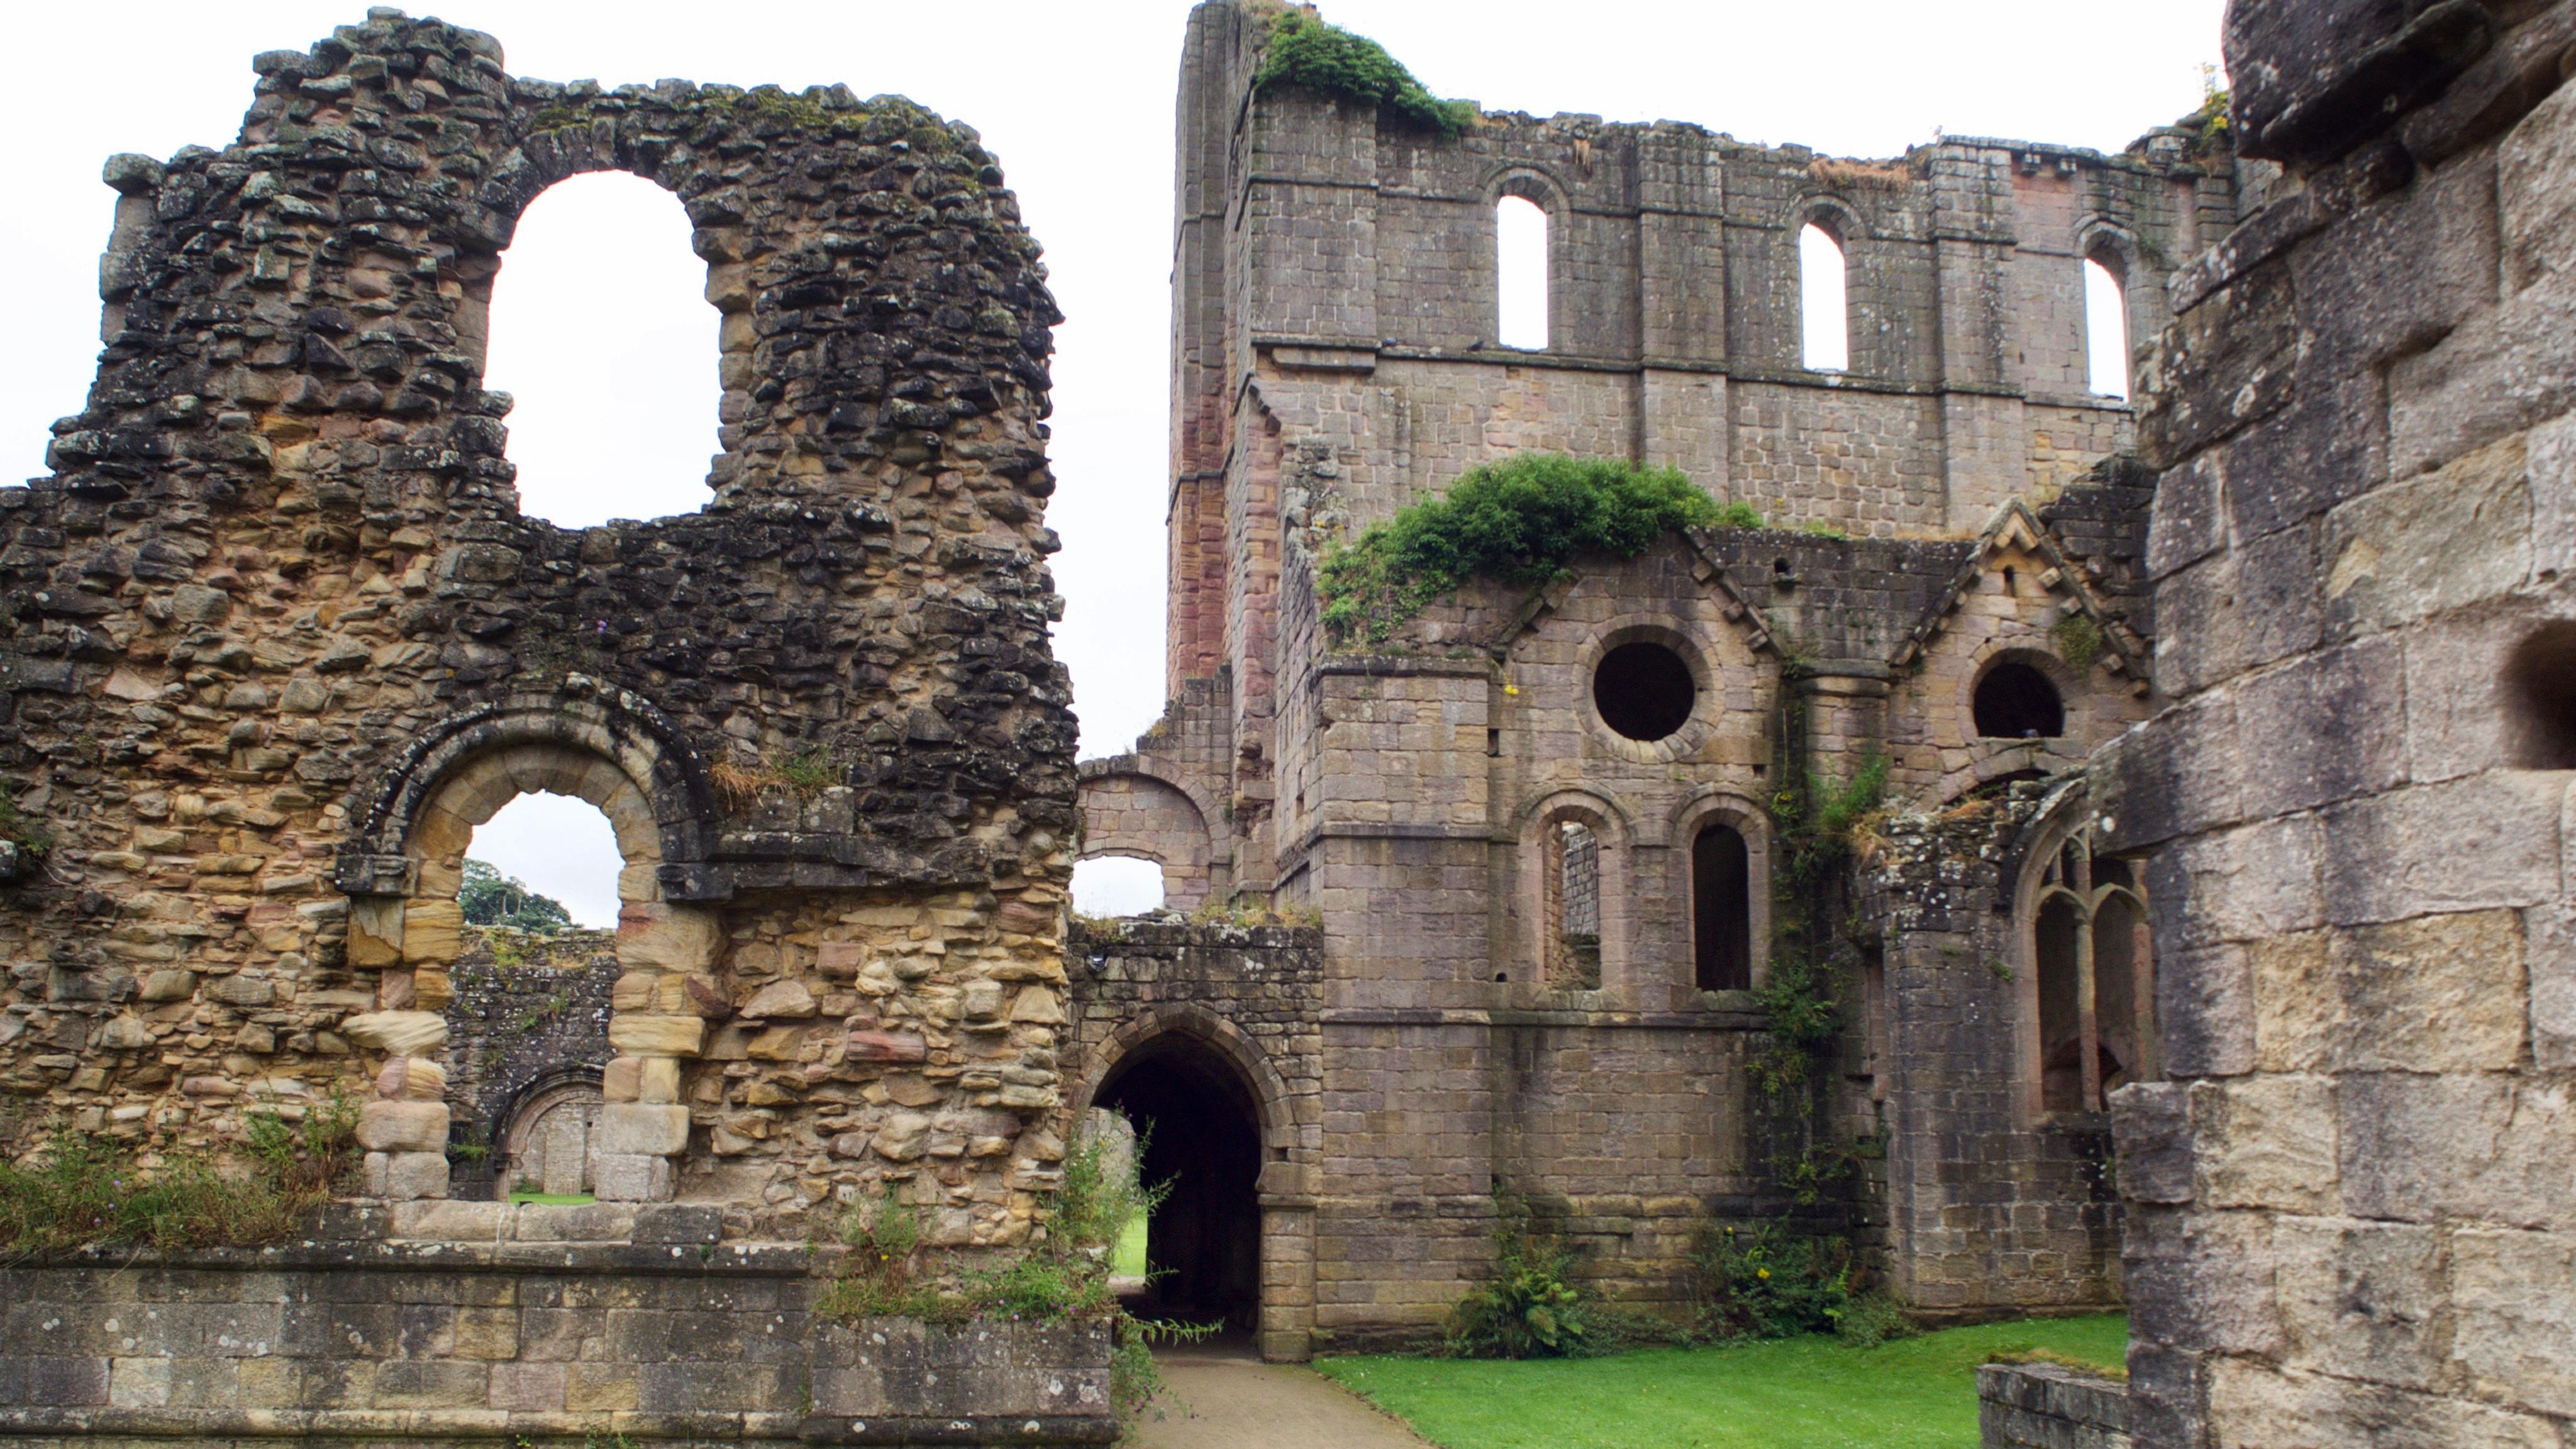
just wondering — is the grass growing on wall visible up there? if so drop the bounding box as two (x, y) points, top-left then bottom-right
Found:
(1311, 1313), (2129, 1449)
(1318, 455), (1726, 646)
(1255, 11), (1476, 137)
(0, 1096), (361, 1255)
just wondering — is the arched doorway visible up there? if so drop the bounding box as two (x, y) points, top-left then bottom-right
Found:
(1096, 1031), (1265, 1330)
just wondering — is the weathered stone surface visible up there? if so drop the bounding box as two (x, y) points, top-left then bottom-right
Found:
(597, 1103), (691, 1157)
(400, 899), (465, 965)
(2194, 1075), (2339, 1214)
(357, 1099), (450, 1153)
(2323, 433), (2531, 635)
(606, 1014), (705, 1058)
(340, 1010), (448, 1058)
(2253, 911), (2529, 1073)
(736, 979), (816, 1020)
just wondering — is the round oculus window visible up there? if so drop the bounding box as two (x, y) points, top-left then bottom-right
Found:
(1594, 641), (1697, 741)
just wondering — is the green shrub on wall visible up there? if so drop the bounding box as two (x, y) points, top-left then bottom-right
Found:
(1254, 11), (1475, 137)
(1318, 454), (1730, 646)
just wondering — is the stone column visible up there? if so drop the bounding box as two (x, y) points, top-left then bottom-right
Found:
(597, 900), (721, 1201)
(343, 893), (461, 1201)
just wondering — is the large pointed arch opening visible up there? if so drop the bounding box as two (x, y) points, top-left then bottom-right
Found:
(1094, 1029), (1269, 1331)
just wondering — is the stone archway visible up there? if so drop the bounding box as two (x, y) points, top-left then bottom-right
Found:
(1075, 1006), (1313, 1357)
(338, 682), (722, 1202)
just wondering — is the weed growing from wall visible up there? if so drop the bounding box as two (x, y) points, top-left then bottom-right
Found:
(1318, 455), (1724, 646)
(1254, 12), (1475, 137)
(0, 1094), (360, 1255)
(819, 1135), (1213, 1419)
(2051, 613), (2104, 673)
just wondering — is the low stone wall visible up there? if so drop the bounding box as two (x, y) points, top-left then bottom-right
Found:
(1979, 1362), (2130, 1449)
(0, 1201), (1115, 1446)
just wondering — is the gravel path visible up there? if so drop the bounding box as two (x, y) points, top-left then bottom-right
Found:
(1127, 1346), (1437, 1449)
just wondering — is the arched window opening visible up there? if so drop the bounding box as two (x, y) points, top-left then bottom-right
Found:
(2506, 622), (2576, 768)
(483, 171), (719, 528)
(1497, 194), (1550, 350)
(467, 792), (624, 929)
(1595, 641), (1697, 743)
(1072, 855), (1168, 918)
(1974, 660), (2065, 740)
(2084, 255), (2131, 399)
(1800, 222), (1850, 373)
(1545, 819), (1603, 989)
(2031, 824), (2155, 1113)
(1692, 823), (1752, 992)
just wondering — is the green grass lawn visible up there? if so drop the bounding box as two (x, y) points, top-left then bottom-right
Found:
(1114, 1217), (1149, 1279)
(506, 1192), (596, 1205)
(1309, 1314), (2126, 1449)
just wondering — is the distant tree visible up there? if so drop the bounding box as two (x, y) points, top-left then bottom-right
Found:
(458, 858), (572, 933)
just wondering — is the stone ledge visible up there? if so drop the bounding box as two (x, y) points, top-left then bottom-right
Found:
(6, 1234), (809, 1278)
(0, 1407), (1118, 1445)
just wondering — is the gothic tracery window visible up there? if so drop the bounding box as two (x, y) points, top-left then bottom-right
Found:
(2031, 823), (2154, 1113)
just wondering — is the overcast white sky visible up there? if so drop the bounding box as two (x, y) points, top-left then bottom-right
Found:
(0, 1), (2224, 921)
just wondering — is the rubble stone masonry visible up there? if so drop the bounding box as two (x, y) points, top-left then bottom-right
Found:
(0, 7), (1109, 1442)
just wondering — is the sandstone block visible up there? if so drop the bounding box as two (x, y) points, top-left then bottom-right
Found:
(607, 1014), (704, 1057)
(2502, 79), (2576, 292)
(738, 979), (816, 1019)
(94, 1015), (152, 1051)
(357, 1099), (449, 1153)
(399, 899), (463, 965)
(874, 1112), (933, 1162)
(615, 903), (721, 972)
(849, 1030), (928, 1064)
(2194, 1075), (2338, 1214)
(374, 1150), (448, 1202)
(2273, 1216), (2444, 1389)
(597, 1103), (690, 1157)
(639, 1055), (680, 1104)
(1007, 985), (1065, 1024)
(410, 967), (453, 1011)
(2267, 911), (2529, 1073)
(2320, 775), (2565, 925)
(610, 971), (657, 1013)
(816, 940), (867, 979)
(592, 1153), (674, 1203)
(488, 1361), (567, 1414)
(347, 896), (404, 967)
(602, 1055), (642, 1102)
(136, 969), (195, 1002)
(747, 1025), (808, 1060)
(2451, 1226), (2576, 1418)
(341, 1010), (447, 1057)
(2531, 899), (2576, 1070)
(374, 1055), (447, 1101)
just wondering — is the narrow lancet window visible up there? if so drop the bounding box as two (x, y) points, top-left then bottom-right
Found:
(1497, 195), (1550, 350)
(1546, 819), (1601, 988)
(1693, 823), (1752, 992)
(1800, 223), (1849, 372)
(2084, 257), (2131, 399)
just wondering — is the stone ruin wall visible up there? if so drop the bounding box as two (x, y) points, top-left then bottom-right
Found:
(2101, 0), (2576, 1445)
(0, 7), (1082, 1248)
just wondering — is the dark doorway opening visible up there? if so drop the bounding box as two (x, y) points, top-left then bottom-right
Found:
(1595, 641), (1697, 741)
(1692, 823), (1751, 991)
(1097, 1033), (1265, 1331)
(1974, 660), (2065, 739)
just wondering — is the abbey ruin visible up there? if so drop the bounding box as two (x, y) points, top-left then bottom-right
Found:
(0, 1), (2563, 1446)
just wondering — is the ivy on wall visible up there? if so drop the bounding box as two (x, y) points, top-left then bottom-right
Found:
(1318, 454), (1733, 646)
(1254, 11), (1477, 137)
